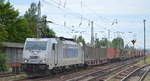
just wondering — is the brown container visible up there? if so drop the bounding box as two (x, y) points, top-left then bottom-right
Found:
(107, 48), (120, 60)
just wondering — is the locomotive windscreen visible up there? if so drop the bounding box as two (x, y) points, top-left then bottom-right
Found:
(25, 41), (47, 50)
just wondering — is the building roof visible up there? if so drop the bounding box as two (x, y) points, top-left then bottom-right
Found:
(1, 42), (24, 48)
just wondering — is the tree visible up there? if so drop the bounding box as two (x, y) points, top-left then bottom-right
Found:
(24, 3), (37, 35)
(8, 17), (33, 42)
(0, 51), (8, 72)
(0, 24), (8, 42)
(0, 43), (8, 72)
(0, 0), (5, 3)
(95, 38), (111, 47)
(74, 35), (85, 44)
(0, 2), (19, 25)
(111, 37), (124, 49)
(0, 1), (33, 42)
(40, 16), (55, 37)
(24, 3), (56, 38)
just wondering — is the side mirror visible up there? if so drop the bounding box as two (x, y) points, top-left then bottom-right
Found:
(52, 43), (55, 50)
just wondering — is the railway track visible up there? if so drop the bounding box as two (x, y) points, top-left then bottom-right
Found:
(0, 72), (24, 77)
(66, 57), (143, 81)
(120, 64), (150, 81)
(0, 72), (26, 81)
(11, 61), (128, 81)
(104, 65), (141, 81)
(0, 72), (15, 77)
(103, 64), (150, 81)
(11, 57), (143, 81)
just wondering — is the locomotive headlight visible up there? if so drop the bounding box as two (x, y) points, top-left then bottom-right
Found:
(42, 60), (45, 63)
(41, 60), (45, 63)
(40, 59), (46, 63)
(24, 59), (28, 63)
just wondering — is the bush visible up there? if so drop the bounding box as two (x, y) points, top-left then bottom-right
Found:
(0, 52), (8, 72)
(0, 44), (8, 72)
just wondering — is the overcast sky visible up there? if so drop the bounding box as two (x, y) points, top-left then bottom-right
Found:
(9, 0), (150, 49)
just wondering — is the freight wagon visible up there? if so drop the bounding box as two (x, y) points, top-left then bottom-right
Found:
(84, 46), (107, 65)
(107, 48), (120, 62)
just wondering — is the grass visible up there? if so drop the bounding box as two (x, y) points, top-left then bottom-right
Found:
(140, 55), (150, 81)
(137, 56), (150, 65)
(0, 73), (26, 81)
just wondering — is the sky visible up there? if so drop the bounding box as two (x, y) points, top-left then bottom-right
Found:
(8, 0), (150, 49)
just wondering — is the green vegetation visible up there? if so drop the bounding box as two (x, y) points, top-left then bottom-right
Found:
(95, 37), (124, 49)
(0, 1), (56, 42)
(145, 57), (150, 64)
(74, 35), (85, 44)
(111, 37), (124, 49)
(24, 2), (38, 35)
(0, 52), (8, 72)
(40, 16), (55, 37)
(0, 1), (33, 42)
(95, 38), (111, 47)
(0, 44), (8, 72)
(0, 1), (56, 72)
(0, 24), (8, 41)
(137, 56), (150, 65)
(24, 2), (55, 38)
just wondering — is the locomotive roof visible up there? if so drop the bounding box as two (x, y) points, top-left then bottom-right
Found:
(62, 40), (78, 45)
(26, 38), (78, 45)
(26, 37), (74, 41)
(26, 38), (50, 41)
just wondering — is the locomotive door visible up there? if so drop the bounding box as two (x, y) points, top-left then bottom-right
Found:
(52, 43), (58, 66)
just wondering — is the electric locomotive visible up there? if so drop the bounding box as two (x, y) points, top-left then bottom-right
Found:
(22, 37), (84, 76)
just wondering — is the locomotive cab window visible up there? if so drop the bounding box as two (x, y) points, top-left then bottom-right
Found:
(52, 43), (56, 50)
(25, 41), (47, 50)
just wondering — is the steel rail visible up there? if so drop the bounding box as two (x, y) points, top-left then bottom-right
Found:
(139, 66), (150, 81)
(66, 58), (141, 81)
(120, 64), (150, 81)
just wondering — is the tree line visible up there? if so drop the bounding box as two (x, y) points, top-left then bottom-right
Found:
(95, 37), (125, 49)
(0, 0), (55, 72)
(0, 1), (55, 43)
(75, 35), (125, 49)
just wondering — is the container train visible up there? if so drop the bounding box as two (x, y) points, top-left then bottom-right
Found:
(22, 37), (144, 76)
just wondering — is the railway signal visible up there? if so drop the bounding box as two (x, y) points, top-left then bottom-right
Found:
(131, 40), (136, 46)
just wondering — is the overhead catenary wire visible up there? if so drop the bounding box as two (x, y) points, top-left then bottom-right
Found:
(81, 3), (113, 24)
(42, 0), (85, 28)
(45, 0), (118, 35)
(42, 0), (107, 29)
(41, 0), (126, 42)
(41, 0), (110, 39)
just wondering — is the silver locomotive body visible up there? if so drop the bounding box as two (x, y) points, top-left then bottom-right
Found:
(23, 38), (84, 75)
